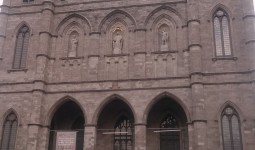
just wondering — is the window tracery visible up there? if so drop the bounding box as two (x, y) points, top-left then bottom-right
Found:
(114, 116), (133, 150)
(13, 25), (30, 69)
(213, 9), (232, 57)
(0, 113), (18, 150)
(160, 114), (180, 150)
(221, 106), (243, 150)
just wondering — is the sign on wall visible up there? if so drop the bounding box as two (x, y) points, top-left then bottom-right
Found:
(56, 131), (77, 150)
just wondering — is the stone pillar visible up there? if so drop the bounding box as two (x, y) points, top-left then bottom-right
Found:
(187, 0), (207, 150)
(134, 124), (146, 150)
(27, 1), (55, 150)
(37, 127), (51, 150)
(242, 2), (255, 149)
(242, 0), (255, 73)
(187, 123), (194, 150)
(0, 5), (9, 58)
(84, 125), (97, 150)
(89, 32), (100, 55)
(134, 29), (146, 53)
(243, 120), (255, 150)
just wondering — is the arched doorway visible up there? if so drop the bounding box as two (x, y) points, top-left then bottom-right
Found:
(48, 101), (85, 150)
(96, 99), (134, 150)
(146, 96), (189, 150)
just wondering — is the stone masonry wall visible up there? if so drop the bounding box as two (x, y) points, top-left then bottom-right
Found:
(0, 0), (255, 150)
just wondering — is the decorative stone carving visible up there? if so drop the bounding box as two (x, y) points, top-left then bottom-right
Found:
(153, 52), (177, 77)
(159, 26), (169, 51)
(105, 55), (128, 80)
(68, 33), (79, 57)
(161, 29), (169, 51)
(149, 15), (179, 52)
(112, 29), (123, 54)
(60, 57), (84, 67)
(88, 56), (99, 80)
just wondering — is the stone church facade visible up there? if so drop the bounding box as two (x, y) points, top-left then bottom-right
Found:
(0, 0), (255, 150)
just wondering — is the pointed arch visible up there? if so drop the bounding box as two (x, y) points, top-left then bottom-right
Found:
(216, 101), (244, 121)
(152, 14), (177, 27)
(45, 95), (87, 126)
(12, 21), (32, 36)
(98, 9), (137, 32)
(143, 92), (191, 123)
(144, 6), (184, 28)
(92, 94), (137, 125)
(210, 4), (233, 18)
(55, 13), (91, 35)
(0, 110), (18, 150)
(146, 92), (189, 150)
(1, 109), (19, 125)
(62, 21), (83, 36)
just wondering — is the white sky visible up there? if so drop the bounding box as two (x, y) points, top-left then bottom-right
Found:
(0, 0), (254, 10)
(0, 1), (254, 14)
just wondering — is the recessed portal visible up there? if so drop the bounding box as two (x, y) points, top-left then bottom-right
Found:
(147, 96), (189, 150)
(96, 99), (134, 150)
(48, 101), (85, 150)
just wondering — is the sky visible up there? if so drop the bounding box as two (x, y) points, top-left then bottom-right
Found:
(0, 0), (254, 10)
(0, 0), (254, 13)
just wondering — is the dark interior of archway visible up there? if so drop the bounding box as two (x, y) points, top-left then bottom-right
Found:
(146, 97), (189, 150)
(147, 97), (187, 127)
(96, 99), (134, 150)
(48, 101), (85, 150)
(97, 99), (134, 129)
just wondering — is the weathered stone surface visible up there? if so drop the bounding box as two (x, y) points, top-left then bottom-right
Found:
(0, 0), (255, 150)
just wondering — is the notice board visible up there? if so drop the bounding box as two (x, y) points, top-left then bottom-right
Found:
(56, 131), (77, 150)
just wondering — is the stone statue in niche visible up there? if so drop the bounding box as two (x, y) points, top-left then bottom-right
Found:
(112, 30), (123, 54)
(68, 34), (78, 57)
(160, 28), (169, 51)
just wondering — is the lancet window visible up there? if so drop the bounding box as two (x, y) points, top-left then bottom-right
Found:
(114, 116), (133, 150)
(221, 106), (243, 150)
(0, 113), (18, 150)
(213, 9), (232, 57)
(13, 25), (30, 69)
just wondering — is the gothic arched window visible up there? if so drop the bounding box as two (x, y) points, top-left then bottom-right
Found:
(13, 25), (30, 69)
(0, 113), (18, 150)
(114, 116), (133, 150)
(160, 114), (180, 150)
(221, 106), (243, 150)
(213, 9), (232, 57)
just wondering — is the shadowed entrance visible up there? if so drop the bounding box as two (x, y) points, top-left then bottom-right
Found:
(147, 96), (189, 150)
(96, 99), (134, 150)
(48, 101), (85, 150)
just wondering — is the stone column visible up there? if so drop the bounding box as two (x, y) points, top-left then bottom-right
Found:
(134, 124), (146, 150)
(89, 32), (100, 55)
(27, 1), (55, 150)
(242, 0), (255, 79)
(243, 120), (255, 150)
(84, 125), (97, 150)
(242, 1), (255, 149)
(37, 127), (51, 150)
(187, 0), (207, 150)
(0, 4), (9, 59)
(187, 123), (194, 150)
(134, 29), (146, 53)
